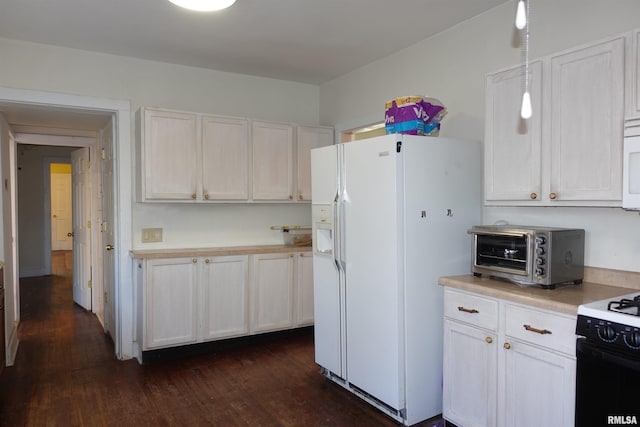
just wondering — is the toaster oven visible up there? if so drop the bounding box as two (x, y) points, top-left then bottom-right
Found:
(468, 225), (585, 289)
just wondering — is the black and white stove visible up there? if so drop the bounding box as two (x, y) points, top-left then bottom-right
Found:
(577, 292), (640, 351)
(575, 292), (640, 427)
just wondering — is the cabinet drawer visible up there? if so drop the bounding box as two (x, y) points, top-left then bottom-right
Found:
(444, 289), (498, 331)
(504, 304), (576, 356)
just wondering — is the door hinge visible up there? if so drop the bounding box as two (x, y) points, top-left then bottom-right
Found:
(87, 161), (91, 170)
(88, 279), (92, 289)
(101, 149), (106, 160)
(87, 220), (91, 229)
(104, 291), (108, 303)
(396, 141), (402, 153)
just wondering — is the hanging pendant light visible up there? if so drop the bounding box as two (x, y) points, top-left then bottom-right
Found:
(516, 0), (532, 119)
(515, 0), (527, 30)
(167, 0), (236, 12)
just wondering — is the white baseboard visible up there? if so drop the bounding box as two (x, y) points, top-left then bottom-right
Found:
(5, 321), (19, 366)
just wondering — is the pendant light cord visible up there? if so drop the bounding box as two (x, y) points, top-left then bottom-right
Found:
(524, 0), (530, 96)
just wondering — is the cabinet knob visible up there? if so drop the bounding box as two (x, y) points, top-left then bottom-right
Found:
(530, 192), (537, 200)
(289, 195), (293, 200)
(205, 259), (210, 264)
(549, 192), (557, 200)
(191, 193), (197, 199)
(192, 258), (197, 263)
(485, 337), (493, 344)
(204, 193), (209, 200)
(290, 254), (294, 258)
(503, 342), (511, 350)
(298, 193), (303, 200)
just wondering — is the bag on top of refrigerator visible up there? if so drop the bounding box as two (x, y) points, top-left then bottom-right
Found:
(384, 96), (447, 136)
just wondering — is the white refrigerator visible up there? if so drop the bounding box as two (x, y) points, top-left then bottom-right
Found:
(311, 134), (481, 425)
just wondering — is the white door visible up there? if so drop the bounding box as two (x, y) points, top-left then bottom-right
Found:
(50, 164), (73, 251)
(71, 148), (92, 310)
(101, 120), (116, 336)
(343, 136), (403, 409)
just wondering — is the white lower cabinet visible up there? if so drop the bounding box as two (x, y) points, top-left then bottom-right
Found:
(295, 252), (314, 326)
(145, 257), (199, 349)
(443, 319), (498, 427)
(200, 255), (249, 340)
(251, 253), (295, 333)
(443, 288), (576, 427)
(142, 250), (312, 351)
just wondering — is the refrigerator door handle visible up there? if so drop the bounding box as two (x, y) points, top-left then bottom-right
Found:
(337, 190), (349, 270)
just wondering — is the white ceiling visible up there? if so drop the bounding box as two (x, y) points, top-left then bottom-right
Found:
(0, 0), (510, 131)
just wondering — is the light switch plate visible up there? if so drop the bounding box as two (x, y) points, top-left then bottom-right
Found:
(142, 228), (163, 243)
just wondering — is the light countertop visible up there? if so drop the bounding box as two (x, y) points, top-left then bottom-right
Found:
(130, 244), (312, 259)
(439, 274), (637, 316)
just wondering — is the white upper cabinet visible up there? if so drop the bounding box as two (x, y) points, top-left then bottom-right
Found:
(485, 61), (543, 203)
(548, 37), (624, 203)
(251, 121), (294, 201)
(141, 108), (198, 200)
(138, 107), (332, 203)
(201, 115), (250, 200)
(627, 29), (640, 117)
(296, 126), (333, 201)
(485, 36), (625, 206)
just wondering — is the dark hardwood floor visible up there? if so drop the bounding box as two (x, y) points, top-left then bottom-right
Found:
(0, 252), (442, 426)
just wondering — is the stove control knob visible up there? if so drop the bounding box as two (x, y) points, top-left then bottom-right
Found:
(535, 236), (546, 245)
(598, 325), (617, 342)
(536, 257), (545, 265)
(624, 331), (640, 348)
(536, 247), (545, 255)
(535, 267), (545, 276)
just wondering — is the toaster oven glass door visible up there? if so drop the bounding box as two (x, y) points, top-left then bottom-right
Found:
(475, 233), (528, 274)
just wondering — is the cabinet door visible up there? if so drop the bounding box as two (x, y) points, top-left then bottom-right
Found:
(484, 61), (543, 204)
(629, 30), (640, 116)
(296, 126), (333, 201)
(145, 258), (198, 349)
(143, 109), (198, 200)
(201, 115), (250, 200)
(252, 121), (294, 200)
(501, 340), (576, 427)
(295, 252), (314, 326)
(201, 255), (249, 340)
(549, 37), (624, 202)
(443, 319), (498, 427)
(252, 253), (294, 332)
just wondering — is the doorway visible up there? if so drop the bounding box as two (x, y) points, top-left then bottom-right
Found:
(0, 87), (132, 362)
(16, 144), (95, 314)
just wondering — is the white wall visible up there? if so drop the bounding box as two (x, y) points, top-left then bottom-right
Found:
(320, 0), (640, 272)
(0, 37), (319, 252)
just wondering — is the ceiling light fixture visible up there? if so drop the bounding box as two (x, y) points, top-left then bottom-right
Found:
(167, 0), (236, 12)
